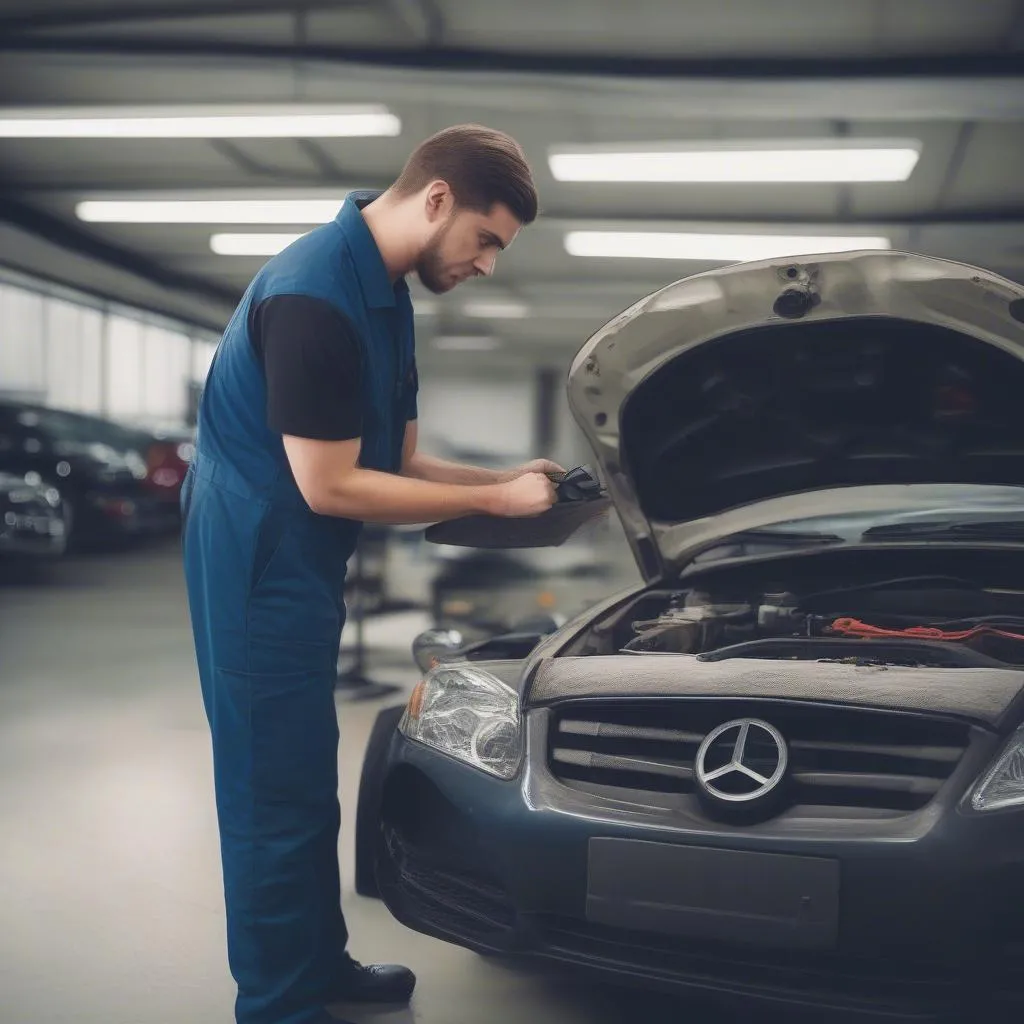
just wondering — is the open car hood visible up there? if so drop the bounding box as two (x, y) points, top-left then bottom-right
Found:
(565, 250), (1024, 581)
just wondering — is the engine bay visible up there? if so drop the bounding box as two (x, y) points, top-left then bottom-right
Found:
(567, 552), (1024, 669)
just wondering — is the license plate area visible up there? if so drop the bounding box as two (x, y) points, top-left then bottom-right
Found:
(586, 838), (840, 950)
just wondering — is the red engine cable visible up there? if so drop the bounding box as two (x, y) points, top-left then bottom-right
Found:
(828, 617), (1024, 643)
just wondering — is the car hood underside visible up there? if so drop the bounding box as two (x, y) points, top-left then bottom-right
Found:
(567, 251), (1024, 580)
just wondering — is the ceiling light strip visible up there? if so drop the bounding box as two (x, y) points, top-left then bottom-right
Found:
(0, 104), (400, 138)
(210, 233), (303, 257)
(549, 142), (920, 183)
(564, 231), (892, 261)
(79, 199), (345, 224)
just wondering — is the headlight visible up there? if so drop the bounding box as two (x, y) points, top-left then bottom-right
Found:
(127, 452), (149, 480)
(970, 727), (1024, 812)
(399, 666), (523, 780)
(6, 488), (36, 504)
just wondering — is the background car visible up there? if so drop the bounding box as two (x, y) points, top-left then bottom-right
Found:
(0, 400), (189, 550)
(429, 541), (625, 641)
(355, 250), (1024, 1022)
(0, 471), (67, 558)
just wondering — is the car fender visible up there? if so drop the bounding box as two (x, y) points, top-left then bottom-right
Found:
(354, 702), (407, 898)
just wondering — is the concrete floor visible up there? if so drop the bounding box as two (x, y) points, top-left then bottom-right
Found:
(0, 538), (762, 1024)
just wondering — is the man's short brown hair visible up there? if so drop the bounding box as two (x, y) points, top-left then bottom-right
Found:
(392, 124), (538, 225)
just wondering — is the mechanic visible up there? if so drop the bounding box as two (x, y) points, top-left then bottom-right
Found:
(180, 124), (562, 1024)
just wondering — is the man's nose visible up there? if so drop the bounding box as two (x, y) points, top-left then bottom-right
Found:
(473, 253), (497, 277)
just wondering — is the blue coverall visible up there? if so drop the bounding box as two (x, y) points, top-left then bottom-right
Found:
(180, 191), (416, 1024)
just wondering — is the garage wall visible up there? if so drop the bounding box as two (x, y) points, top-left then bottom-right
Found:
(0, 272), (214, 424)
(0, 271), (581, 465)
(416, 374), (534, 462)
(411, 367), (588, 473)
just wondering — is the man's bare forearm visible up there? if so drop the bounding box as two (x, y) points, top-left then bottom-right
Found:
(403, 451), (504, 486)
(310, 465), (499, 524)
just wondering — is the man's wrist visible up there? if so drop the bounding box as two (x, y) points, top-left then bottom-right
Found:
(469, 481), (505, 516)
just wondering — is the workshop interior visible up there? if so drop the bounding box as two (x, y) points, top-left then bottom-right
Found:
(2, 3), (1024, 1024)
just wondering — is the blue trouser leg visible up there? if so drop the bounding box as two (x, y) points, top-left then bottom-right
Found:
(184, 479), (349, 1024)
(205, 662), (348, 1024)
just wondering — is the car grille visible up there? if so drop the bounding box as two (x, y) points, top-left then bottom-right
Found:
(548, 700), (970, 813)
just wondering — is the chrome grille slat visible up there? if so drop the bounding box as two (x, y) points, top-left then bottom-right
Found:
(790, 772), (943, 795)
(558, 719), (703, 744)
(788, 739), (962, 762)
(547, 700), (969, 812)
(552, 748), (694, 780)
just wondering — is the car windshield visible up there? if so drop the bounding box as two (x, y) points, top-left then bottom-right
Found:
(687, 484), (1024, 565)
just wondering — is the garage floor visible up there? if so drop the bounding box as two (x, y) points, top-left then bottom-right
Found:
(0, 539), (769, 1024)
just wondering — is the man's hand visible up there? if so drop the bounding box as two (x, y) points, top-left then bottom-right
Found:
(488, 472), (557, 517)
(497, 458), (566, 483)
(282, 434), (557, 524)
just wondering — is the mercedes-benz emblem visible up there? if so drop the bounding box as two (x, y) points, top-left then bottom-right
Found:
(694, 718), (788, 804)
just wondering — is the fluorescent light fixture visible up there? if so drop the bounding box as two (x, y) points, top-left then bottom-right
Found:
(0, 104), (400, 139)
(549, 141), (920, 183)
(461, 299), (529, 319)
(432, 335), (502, 352)
(413, 299), (439, 317)
(210, 233), (301, 256)
(565, 231), (891, 262)
(78, 198), (345, 224)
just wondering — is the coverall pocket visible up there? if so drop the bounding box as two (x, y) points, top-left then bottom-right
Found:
(218, 666), (341, 809)
(250, 504), (292, 593)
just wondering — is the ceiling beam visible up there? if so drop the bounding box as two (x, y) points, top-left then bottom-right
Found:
(385, 0), (445, 45)
(0, 253), (227, 333)
(0, 54), (1021, 121)
(205, 140), (330, 183)
(932, 121), (977, 214)
(292, 139), (344, 179)
(0, 1), (370, 34)
(0, 196), (241, 308)
(13, 187), (1024, 227)
(0, 33), (1021, 81)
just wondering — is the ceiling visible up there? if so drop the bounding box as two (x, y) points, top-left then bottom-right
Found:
(0, 0), (1022, 372)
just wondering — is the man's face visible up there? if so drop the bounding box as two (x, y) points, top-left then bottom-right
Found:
(416, 201), (522, 295)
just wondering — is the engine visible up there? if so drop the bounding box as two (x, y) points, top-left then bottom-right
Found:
(570, 572), (1024, 669)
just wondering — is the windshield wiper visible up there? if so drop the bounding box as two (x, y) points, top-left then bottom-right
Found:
(690, 530), (846, 565)
(719, 529), (846, 546)
(863, 519), (1024, 542)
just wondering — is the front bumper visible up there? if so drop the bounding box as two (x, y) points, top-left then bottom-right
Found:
(84, 491), (180, 536)
(0, 508), (66, 556)
(375, 708), (1024, 1021)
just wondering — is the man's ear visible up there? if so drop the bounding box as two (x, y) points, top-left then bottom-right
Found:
(424, 180), (453, 221)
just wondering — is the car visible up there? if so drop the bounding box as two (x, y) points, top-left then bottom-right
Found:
(0, 400), (189, 550)
(429, 541), (624, 641)
(0, 471), (67, 557)
(425, 465), (637, 640)
(355, 250), (1024, 1022)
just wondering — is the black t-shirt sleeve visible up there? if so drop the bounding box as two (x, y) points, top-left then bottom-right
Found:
(249, 294), (363, 441)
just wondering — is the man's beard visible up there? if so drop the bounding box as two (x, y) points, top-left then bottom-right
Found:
(415, 221), (456, 295)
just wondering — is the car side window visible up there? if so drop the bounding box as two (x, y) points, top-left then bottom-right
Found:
(0, 412), (15, 453)
(0, 410), (34, 453)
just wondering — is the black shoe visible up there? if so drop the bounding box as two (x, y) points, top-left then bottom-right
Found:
(329, 955), (416, 1005)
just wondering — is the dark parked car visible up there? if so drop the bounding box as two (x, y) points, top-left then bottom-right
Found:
(0, 401), (190, 549)
(356, 251), (1024, 1021)
(429, 543), (622, 641)
(0, 471), (67, 557)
